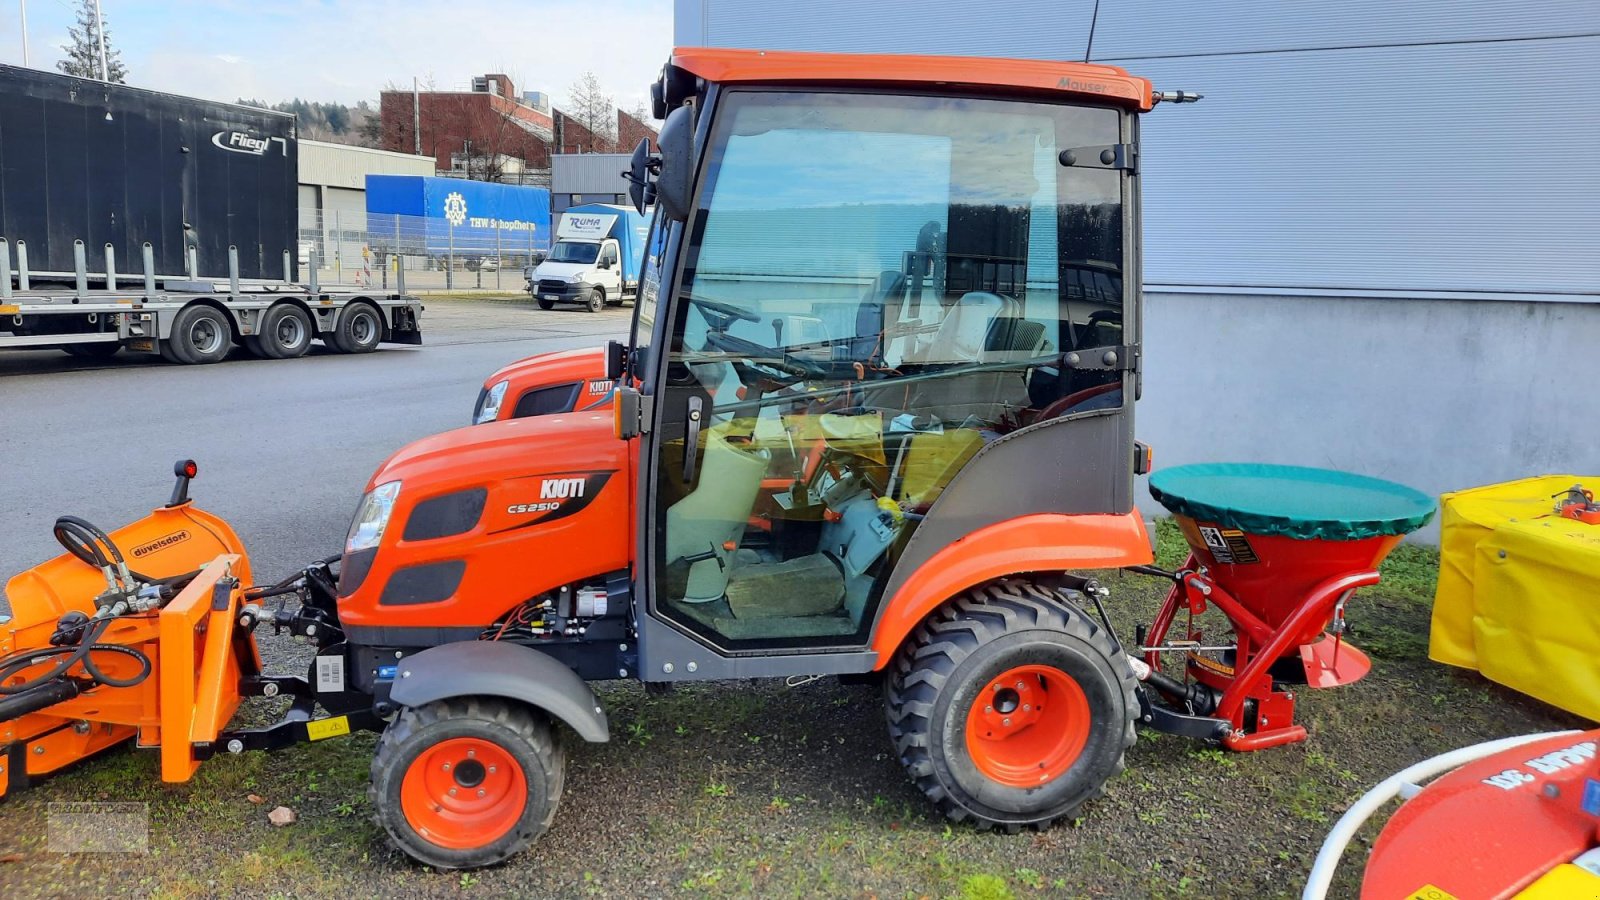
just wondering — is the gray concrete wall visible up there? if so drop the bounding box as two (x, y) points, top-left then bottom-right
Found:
(1135, 291), (1600, 538)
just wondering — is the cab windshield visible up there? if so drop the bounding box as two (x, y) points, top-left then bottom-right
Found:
(547, 241), (600, 264)
(652, 88), (1129, 651)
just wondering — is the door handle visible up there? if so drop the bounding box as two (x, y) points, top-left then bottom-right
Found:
(682, 395), (703, 483)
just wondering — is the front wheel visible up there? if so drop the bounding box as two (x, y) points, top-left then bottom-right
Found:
(370, 698), (565, 870)
(886, 581), (1136, 831)
(536, 296), (555, 310)
(585, 288), (603, 313)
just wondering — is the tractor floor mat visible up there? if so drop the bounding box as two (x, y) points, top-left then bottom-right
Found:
(674, 597), (858, 641)
(725, 554), (846, 620)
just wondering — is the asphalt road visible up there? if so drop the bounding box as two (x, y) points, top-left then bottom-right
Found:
(0, 298), (628, 593)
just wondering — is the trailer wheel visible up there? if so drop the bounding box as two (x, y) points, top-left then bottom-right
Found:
(885, 580), (1136, 831)
(536, 297), (556, 310)
(585, 288), (603, 313)
(332, 302), (384, 353)
(171, 305), (232, 365)
(371, 697), (565, 870)
(62, 343), (122, 360)
(258, 304), (313, 359)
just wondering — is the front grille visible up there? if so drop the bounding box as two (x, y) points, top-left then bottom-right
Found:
(537, 279), (571, 295)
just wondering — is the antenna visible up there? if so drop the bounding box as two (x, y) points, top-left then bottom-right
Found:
(1084, 0), (1103, 63)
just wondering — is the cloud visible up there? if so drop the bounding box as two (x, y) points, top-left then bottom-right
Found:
(6, 0), (673, 110)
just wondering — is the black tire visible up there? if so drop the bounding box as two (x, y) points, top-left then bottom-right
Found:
(257, 303), (314, 359)
(158, 339), (188, 364)
(536, 297), (556, 310)
(885, 580), (1136, 831)
(370, 697), (565, 870)
(62, 343), (122, 360)
(584, 288), (603, 313)
(170, 304), (232, 365)
(332, 302), (384, 354)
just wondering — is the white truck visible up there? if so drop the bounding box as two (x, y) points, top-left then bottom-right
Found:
(529, 204), (648, 313)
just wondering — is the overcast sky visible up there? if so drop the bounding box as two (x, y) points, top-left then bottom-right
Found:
(2, 0), (673, 110)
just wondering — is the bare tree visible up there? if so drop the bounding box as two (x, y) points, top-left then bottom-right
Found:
(629, 100), (653, 123)
(567, 71), (616, 144)
(57, 0), (127, 82)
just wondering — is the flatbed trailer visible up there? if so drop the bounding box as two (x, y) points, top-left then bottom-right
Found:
(1, 242), (422, 364)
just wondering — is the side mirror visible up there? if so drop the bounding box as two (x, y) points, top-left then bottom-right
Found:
(624, 138), (658, 216)
(597, 258), (611, 270)
(655, 105), (695, 222)
(605, 339), (627, 380)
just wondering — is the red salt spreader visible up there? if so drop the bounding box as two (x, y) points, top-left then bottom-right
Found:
(1130, 463), (1436, 751)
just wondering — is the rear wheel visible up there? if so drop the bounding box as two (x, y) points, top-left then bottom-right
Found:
(171, 304), (232, 364)
(370, 698), (565, 870)
(885, 580), (1136, 831)
(257, 303), (313, 359)
(585, 288), (603, 313)
(333, 302), (384, 353)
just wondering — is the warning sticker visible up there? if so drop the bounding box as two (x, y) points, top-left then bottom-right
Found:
(1406, 885), (1459, 900)
(306, 716), (351, 742)
(315, 655), (346, 693)
(1197, 524), (1259, 565)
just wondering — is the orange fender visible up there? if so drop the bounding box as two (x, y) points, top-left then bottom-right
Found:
(869, 512), (1153, 667)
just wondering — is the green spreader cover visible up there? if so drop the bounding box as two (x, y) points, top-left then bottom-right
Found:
(1148, 463), (1436, 541)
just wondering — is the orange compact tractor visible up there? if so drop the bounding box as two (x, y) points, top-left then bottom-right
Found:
(3, 48), (1426, 871)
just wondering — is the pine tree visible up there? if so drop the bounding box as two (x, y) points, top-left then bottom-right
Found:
(57, 0), (128, 83)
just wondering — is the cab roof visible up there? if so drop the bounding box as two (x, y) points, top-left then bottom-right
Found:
(671, 47), (1154, 112)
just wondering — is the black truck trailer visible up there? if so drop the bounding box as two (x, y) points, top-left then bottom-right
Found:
(0, 64), (297, 282)
(0, 65), (422, 365)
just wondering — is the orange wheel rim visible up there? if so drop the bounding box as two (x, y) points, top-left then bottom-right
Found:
(964, 664), (1091, 788)
(399, 737), (527, 850)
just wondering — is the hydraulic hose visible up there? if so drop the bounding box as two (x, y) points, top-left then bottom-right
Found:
(1302, 730), (1583, 900)
(0, 616), (152, 696)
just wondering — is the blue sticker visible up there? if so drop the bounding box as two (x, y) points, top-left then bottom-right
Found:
(377, 665), (398, 681)
(1580, 778), (1600, 817)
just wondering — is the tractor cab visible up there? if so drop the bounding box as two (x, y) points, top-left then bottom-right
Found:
(616, 49), (1150, 660)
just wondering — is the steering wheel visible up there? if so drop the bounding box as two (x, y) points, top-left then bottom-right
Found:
(704, 330), (831, 382)
(686, 295), (760, 333)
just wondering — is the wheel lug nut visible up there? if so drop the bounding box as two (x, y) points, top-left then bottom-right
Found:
(467, 750), (476, 758)
(442, 762), (451, 771)
(477, 789), (486, 798)
(1003, 717), (1012, 726)
(1023, 704), (1031, 711)
(985, 705), (993, 713)
(1015, 681), (1024, 689)
(488, 766), (497, 774)
(448, 788), (457, 797)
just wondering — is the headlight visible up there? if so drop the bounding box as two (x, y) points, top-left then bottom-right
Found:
(474, 379), (509, 424)
(345, 481), (401, 554)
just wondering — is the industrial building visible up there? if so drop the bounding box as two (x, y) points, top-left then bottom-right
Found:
(375, 75), (659, 185)
(551, 153), (631, 213)
(673, 0), (1600, 526)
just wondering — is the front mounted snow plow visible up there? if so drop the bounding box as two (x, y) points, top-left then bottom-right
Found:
(0, 460), (377, 797)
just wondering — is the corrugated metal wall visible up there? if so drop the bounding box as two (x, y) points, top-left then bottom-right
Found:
(677, 0), (1600, 302)
(552, 154), (633, 195)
